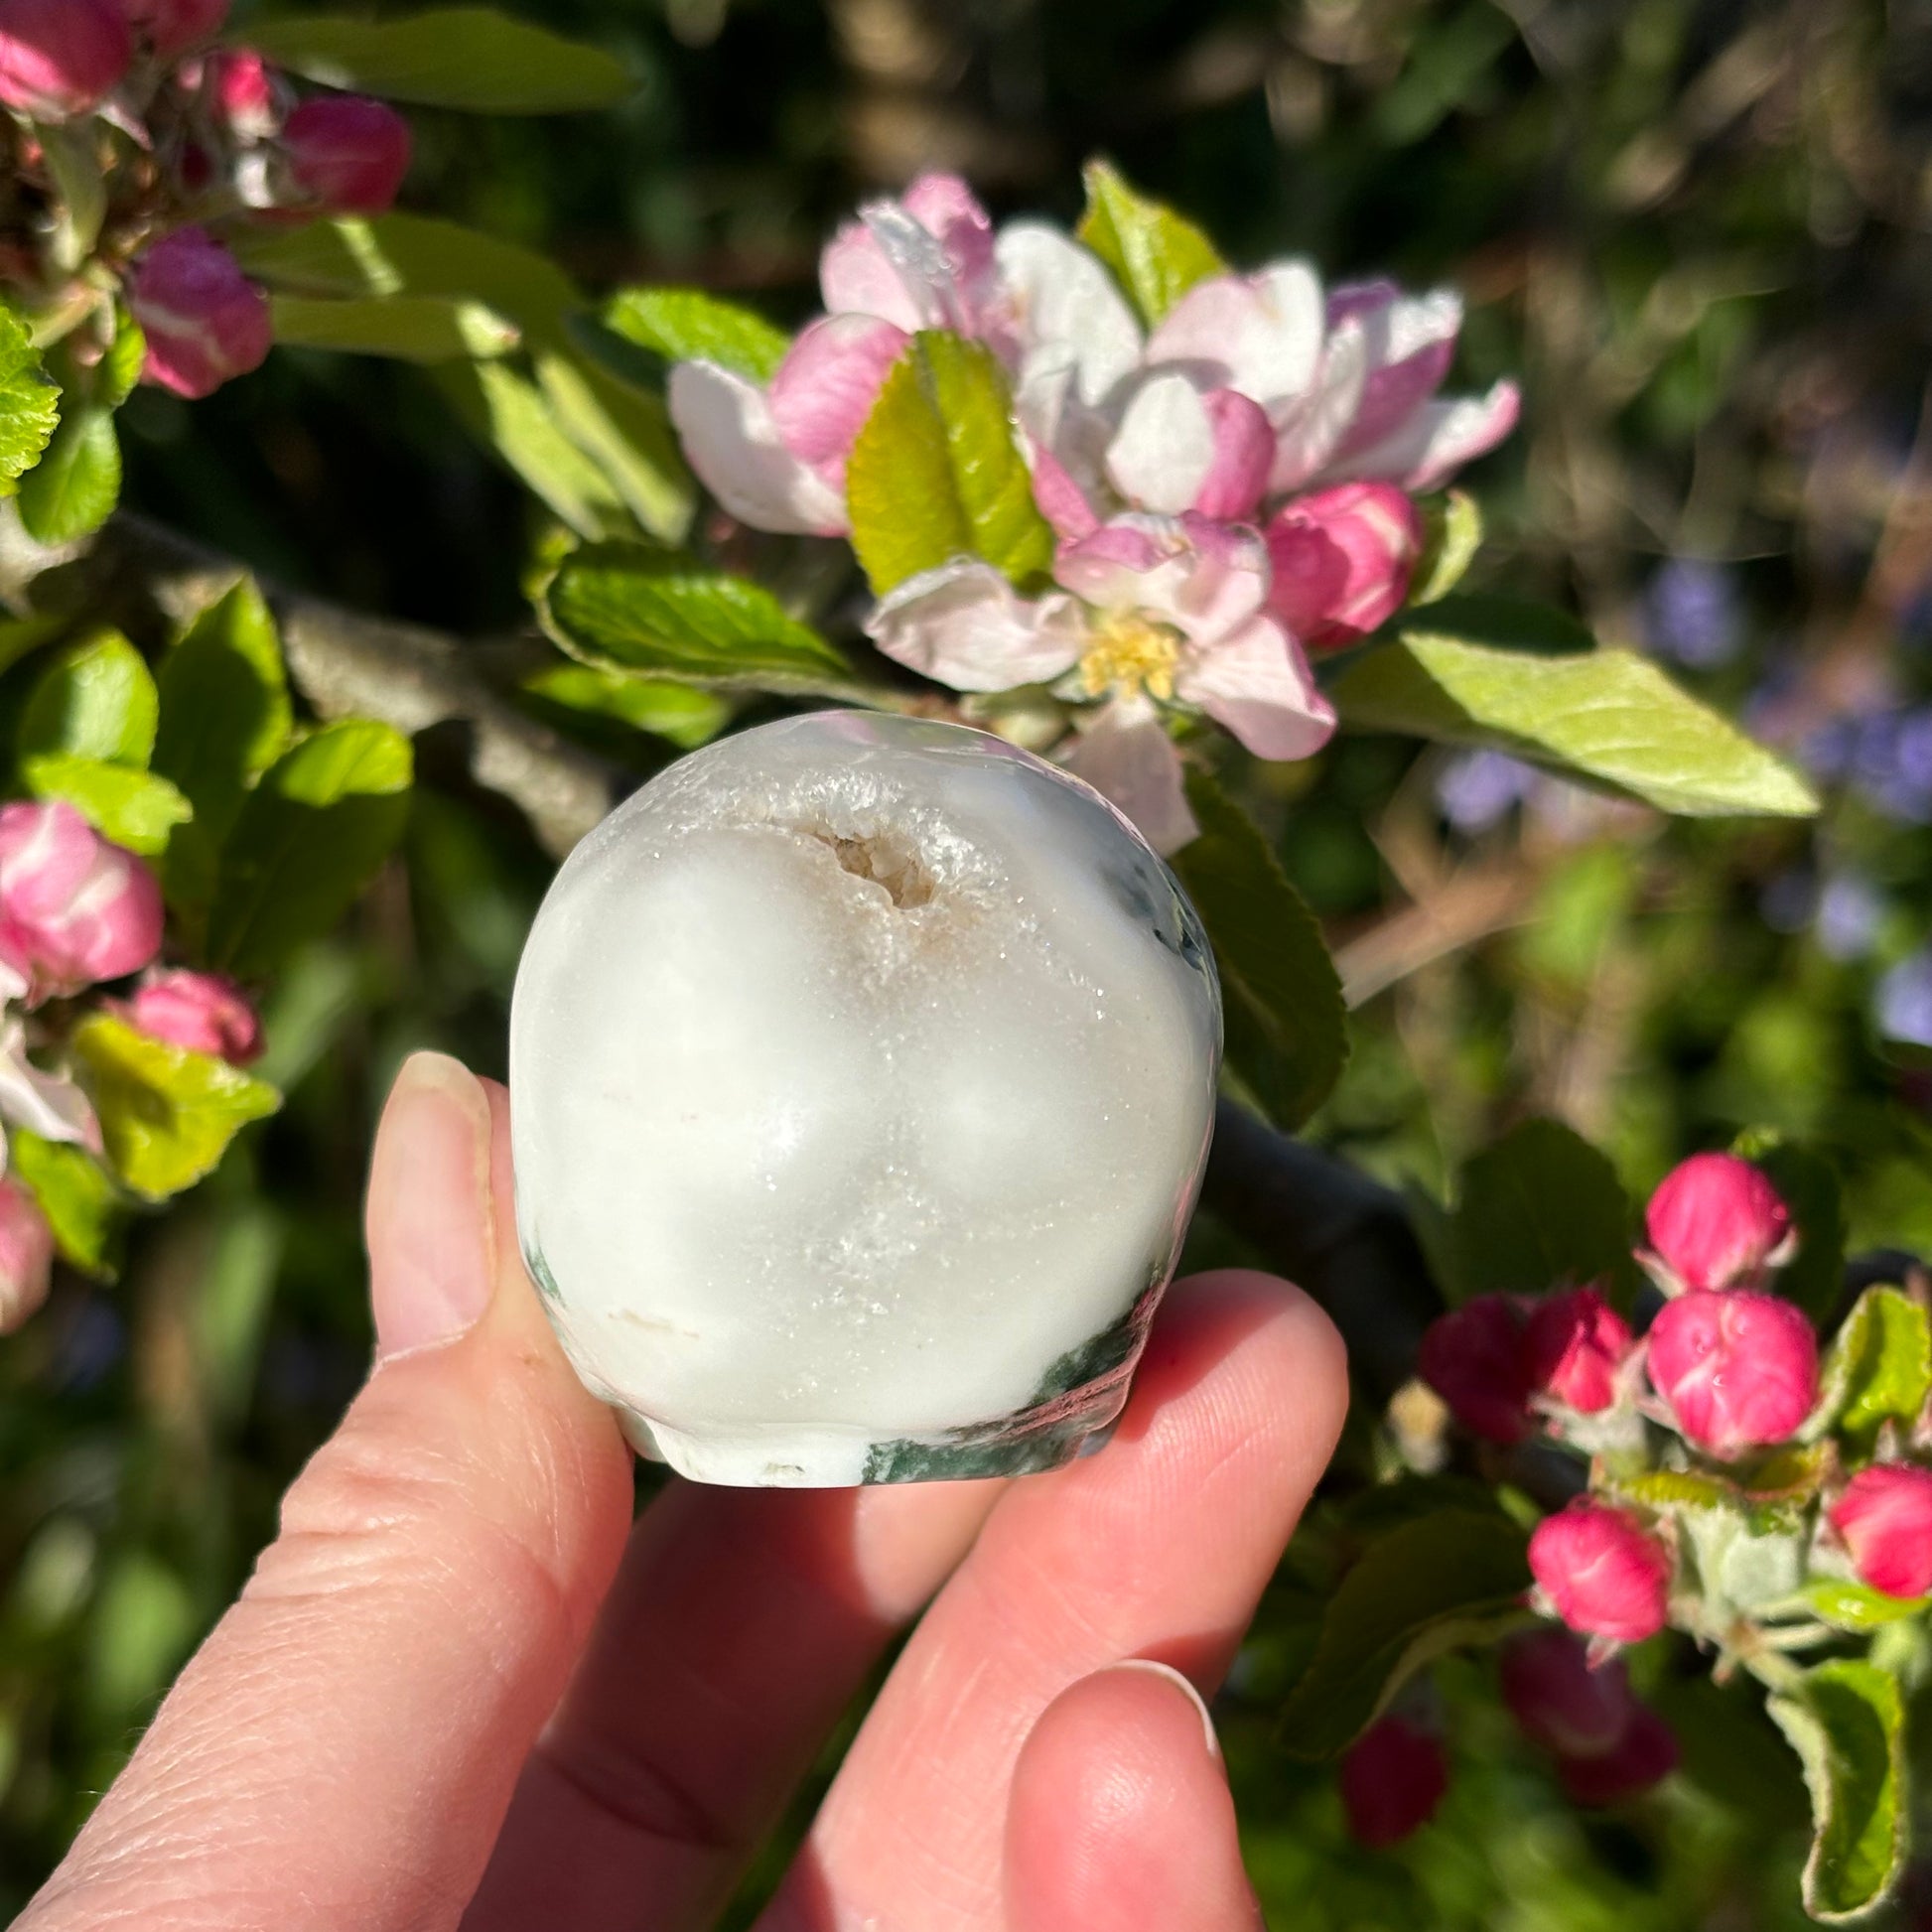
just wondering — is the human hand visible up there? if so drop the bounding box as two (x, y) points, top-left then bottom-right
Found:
(18, 1051), (1348, 1932)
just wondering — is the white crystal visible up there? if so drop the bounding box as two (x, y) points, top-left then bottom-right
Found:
(509, 711), (1220, 1484)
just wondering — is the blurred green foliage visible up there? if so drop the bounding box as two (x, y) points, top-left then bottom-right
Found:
(10, 0), (1932, 1922)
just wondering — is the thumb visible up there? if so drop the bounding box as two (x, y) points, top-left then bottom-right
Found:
(20, 1051), (633, 1932)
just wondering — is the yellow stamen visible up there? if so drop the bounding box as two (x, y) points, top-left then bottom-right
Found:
(1078, 613), (1181, 702)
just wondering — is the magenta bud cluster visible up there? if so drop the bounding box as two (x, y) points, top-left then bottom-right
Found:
(0, 0), (414, 401)
(1338, 1712), (1449, 1850)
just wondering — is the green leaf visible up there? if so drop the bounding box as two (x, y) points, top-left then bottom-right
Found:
(18, 631), (157, 768)
(1802, 1581), (1930, 1634)
(1450, 1117), (1638, 1305)
(206, 720), (414, 977)
(846, 331), (1055, 596)
(240, 8), (630, 112)
(10, 1129), (119, 1278)
(1734, 1132), (1847, 1324)
(1333, 630), (1819, 818)
(1170, 770), (1346, 1130)
(1075, 158), (1225, 329)
(96, 309), (145, 410)
(521, 662), (729, 749)
(1409, 491), (1484, 607)
(1767, 1659), (1906, 1922)
(71, 1015), (280, 1200)
(17, 406), (119, 545)
(1277, 1510), (1531, 1758)
(1605, 1467), (1742, 1514)
(1815, 1287), (1932, 1449)
(154, 579), (293, 843)
(0, 304), (60, 493)
(21, 754), (192, 856)
(1394, 593), (1595, 654)
(269, 293), (519, 361)
(604, 287), (789, 381)
(534, 350), (693, 543)
(439, 359), (628, 538)
(541, 541), (854, 691)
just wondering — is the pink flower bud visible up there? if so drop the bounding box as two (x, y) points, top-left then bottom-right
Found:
(0, 800), (162, 998)
(1264, 483), (1423, 651)
(203, 47), (279, 142)
(1644, 1150), (1791, 1292)
(282, 94), (411, 215)
(0, 1173), (54, 1333)
(0, 0), (129, 119)
(1555, 1705), (1679, 1806)
(126, 226), (272, 399)
(1528, 1500), (1672, 1644)
(1525, 1288), (1632, 1414)
(1830, 1463), (1932, 1599)
(1417, 1293), (1533, 1444)
(1645, 1289), (1818, 1457)
(125, 0), (225, 57)
(1499, 1628), (1639, 1757)
(1338, 1715), (1449, 1849)
(125, 969), (262, 1065)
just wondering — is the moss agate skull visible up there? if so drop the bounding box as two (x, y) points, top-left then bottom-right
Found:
(509, 712), (1221, 1485)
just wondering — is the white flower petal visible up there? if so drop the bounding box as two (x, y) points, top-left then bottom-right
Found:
(1179, 615), (1336, 761)
(0, 1020), (96, 1150)
(1271, 317), (1368, 492)
(1148, 261), (1325, 413)
(995, 223), (1144, 405)
(667, 360), (848, 535)
(866, 559), (1085, 692)
(1059, 696), (1198, 854)
(1105, 372), (1214, 516)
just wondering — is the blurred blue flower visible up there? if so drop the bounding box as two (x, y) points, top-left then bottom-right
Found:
(1645, 558), (1742, 668)
(1817, 872), (1883, 961)
(1877, 949), (1932, 1047)
(1437, 750), (1536, 834)
(1852, 707), (1932, 823)
(1759, 869), (1815, 934)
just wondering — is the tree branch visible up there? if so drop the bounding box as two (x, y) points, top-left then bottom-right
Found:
(0, 508), (621, 858)
(1199, 1099), (1445, 1401)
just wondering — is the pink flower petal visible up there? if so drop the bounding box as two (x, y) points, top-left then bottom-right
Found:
(1334, 288), (1463, 461)
(819, 217), (925, 331)
(900, 172), (997, 319)
(766, 314), (907, 488)
(866, 559), (1085, 692)
(1270, 317), (1368, 493)
(1192, 388), (1273, 522)
(1179, 614), (1336, 761)
(667, 360), (848, 535)
(1332, 378), (1521, 491)
(1060, 696), (1197, 853)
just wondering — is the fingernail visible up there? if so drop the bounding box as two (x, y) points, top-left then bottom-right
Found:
(367, 1051), (495, 1360)
(1104, 1659), (1222, 1759)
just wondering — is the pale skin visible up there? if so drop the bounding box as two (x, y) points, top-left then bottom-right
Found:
(18, 1051), (1350, 1932)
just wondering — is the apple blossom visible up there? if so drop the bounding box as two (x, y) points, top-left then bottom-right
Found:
(1264, 483), (1423, 649)
(1644, 1150), (1792, 1292)
(126, 227), (272, 399)
(0, 0), (129, 119)
(124, 969), (263, 1065)
(283, 95), (412, 215)
(1524, 1287), (1632, 1415)
(1645, 1289), (1818, 1457)
(1528, 1500), (1672, 1643)
(202, 48), (280, 142)
(1339, 1715), (1449, 1848)
(867, 513), (1334, 851)
(1830, 1463), (1932, 1599)
(0, 800), (163, 999)
(509, 711), (1221, 1485)
(669, 174), (1001, 536)
(1417, 1293), (1533, 1444)
(0, 1175), (54, 1335)
(1499, 1628), (1637, 1757)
